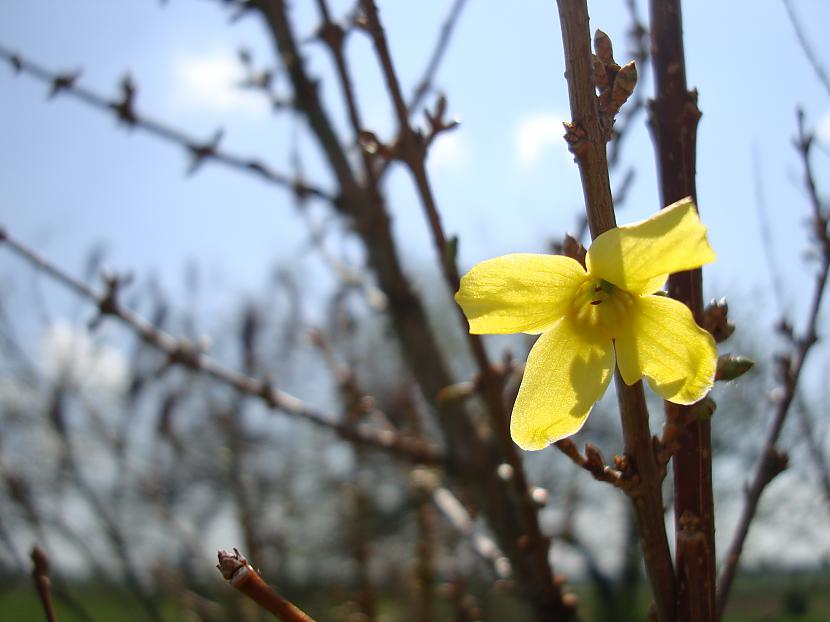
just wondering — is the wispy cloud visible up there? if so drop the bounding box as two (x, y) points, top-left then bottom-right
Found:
(515, 112), (569, 168)
(169, 49), (269, 118)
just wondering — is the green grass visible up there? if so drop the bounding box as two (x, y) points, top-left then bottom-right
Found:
(1, 570), (829, 621)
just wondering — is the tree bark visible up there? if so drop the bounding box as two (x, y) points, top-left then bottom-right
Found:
(648, 1), (716, 620)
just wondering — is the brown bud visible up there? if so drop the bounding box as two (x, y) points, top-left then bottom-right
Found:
(593, 30), (615, 66)
(703, 298), (735, 342)
(609, 60), (637, 114)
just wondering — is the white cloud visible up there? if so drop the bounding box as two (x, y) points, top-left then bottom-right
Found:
(515, 112), (569, 168)
(40, 321), (128, 395)
(428, 131), (468, 171)
(170, 49), (269, 118)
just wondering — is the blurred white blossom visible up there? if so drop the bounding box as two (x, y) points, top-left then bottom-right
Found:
(40, 321), (128, 395)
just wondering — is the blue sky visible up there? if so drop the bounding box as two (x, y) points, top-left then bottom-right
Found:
(1, 0), (829, 338)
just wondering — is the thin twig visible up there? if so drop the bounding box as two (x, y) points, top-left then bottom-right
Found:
(217, 549), (316, 622)
(554, 439), (624, 488)
(715, 111), (830, 619)
(0, 45), (332, 202)
(31, 546), (58, 622)
(0, 226), (443, 465)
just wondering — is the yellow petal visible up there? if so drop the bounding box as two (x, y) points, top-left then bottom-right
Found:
(586, 198), (716, 294)
(455, 254), (585, 335)
(511, 316), (615, 450)
(615, 295), (717, 404)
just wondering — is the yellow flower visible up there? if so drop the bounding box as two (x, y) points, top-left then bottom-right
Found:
(455, 198), (718, 451)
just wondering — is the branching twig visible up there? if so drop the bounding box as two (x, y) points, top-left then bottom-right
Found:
(217, 549), (316, 622)
(554, 439), (625, 488)
(715, 110), (830, 619)
(0, 45), (331, 202)
(0, 226), (443, 466)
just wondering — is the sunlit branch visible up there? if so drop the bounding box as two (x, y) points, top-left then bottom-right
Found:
(555, 1), (676, 620)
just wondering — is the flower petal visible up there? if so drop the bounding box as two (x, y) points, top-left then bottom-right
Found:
(455, 254), (585, 335)
(511, 316), (615, 450)
(586, 198), (716, 294)
(615, 295), (717, 404)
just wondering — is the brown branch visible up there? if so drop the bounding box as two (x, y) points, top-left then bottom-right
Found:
(217, 549), (316, 622)
(31, 547), (58, 622)
(259, 3), (571, 617)
(0, 45), (332, 202)
(555, 2), (676, 620)
(554, 439), (624, 488)
(715, 111), (830, 618)
(0, 226), (443, 466)
(647, 2), (716, 620)
(358, 5), (567, 619)
(255, 4), (479, 467)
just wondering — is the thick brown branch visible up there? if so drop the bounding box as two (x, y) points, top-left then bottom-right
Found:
(359, 4), (566, 619)
(556, 2), (676, 620)
(648, 1), (715, 620)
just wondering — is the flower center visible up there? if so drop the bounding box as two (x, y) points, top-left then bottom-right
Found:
(571, 278), (633, 339)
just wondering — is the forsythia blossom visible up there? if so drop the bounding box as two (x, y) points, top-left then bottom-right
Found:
(455, 198), (717, 450)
